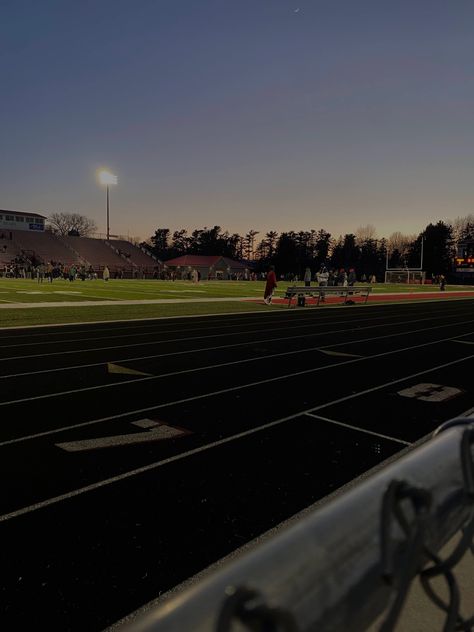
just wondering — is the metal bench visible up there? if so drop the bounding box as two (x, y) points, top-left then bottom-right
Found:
(284, 285), (372, 307)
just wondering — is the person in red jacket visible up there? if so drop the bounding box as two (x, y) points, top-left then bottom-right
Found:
(264, 265), (277, 304)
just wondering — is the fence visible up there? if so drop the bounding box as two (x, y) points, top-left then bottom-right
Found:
(113, 417), (474, 632)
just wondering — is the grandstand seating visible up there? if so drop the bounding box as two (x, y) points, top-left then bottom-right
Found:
(105, 239), (159, 269)
(11, 230), (78, 266)
(1, 231), (158, 275)
(0, 237), (17, 266)
(60, 236), (130, 270)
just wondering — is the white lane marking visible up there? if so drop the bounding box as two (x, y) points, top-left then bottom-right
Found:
(305, 413), (411, 446)
(2, 342), (474, 450)
(0, 320), (474, 407)
(0, 299), (457, 335)
(1, 325), (474, 408)
(453, 339), (474, 345)
(0, 307), (297, 334)
(1, 351), (471, 523)
(0, 311), (469, 379)
(0, 305), (470, 350)
(0, 309), (408, 351)
(56, 422), (187, 451)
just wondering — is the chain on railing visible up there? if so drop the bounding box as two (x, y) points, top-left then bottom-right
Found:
(115, 419), (474, 632)
(216, 586), (298, 632)
(212, 423), (474, 632)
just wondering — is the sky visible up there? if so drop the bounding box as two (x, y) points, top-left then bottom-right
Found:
(1, 0), (473, 243)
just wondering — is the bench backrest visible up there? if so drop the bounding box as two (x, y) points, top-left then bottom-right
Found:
(286, 285), (372, 293)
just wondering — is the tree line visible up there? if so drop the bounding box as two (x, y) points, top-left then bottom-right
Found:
(45, 211), (474, 279)
(142, 216), (474, 279)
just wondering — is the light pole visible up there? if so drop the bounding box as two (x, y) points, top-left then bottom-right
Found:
(98, 170), (118, 240)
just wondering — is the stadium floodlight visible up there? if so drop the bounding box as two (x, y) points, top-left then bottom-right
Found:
(97, 170), (118, 240)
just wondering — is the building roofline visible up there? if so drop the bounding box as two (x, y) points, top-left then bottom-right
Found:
(0, 209), (47, 219)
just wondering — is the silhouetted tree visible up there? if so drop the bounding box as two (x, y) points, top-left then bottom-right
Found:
(274, 232), (298, 276)
(419, 221), (454, 277)
(171, 229), (190, 256)
(148, 228), (171, 259)
(314, 229), (332, 268)
(48, 212), (97, 237)
(331, 234), (359, 270)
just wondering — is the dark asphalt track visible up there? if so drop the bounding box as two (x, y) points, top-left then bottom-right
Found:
(0, 299), (473, 631)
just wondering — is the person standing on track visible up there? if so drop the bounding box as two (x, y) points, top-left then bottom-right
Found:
(304, 267), (312, 287)
(264, 265), (277, 305)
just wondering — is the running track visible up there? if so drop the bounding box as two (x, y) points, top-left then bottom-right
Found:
(1, 298), (474, 631)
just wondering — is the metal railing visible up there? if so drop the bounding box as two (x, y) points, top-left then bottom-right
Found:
(112, 417), (474, 632)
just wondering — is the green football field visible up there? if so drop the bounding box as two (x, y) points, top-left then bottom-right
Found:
(0, 277), (473, 328)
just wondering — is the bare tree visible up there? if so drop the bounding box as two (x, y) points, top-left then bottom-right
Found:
(387, 231), (416, 254)
(48, 212), (97, 237)
(449, 214), (474, 245)
(355, 224), (377, 244)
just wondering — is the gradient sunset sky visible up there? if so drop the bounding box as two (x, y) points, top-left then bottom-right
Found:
(1, 0), (473, 242)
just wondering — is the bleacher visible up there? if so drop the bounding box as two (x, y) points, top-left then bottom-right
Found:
(60, 236), (131, 270)
(0, 237), (18, 266)
(0, 231), (160, 276)
(107, 239), (159, 270)
(11, 230), (78, 266)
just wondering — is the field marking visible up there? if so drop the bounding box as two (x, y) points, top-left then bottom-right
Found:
(1, 351), (472, 523)
(305, 413), (411, 445)
(0, 308), (412, 350)
(397, 383), (462, 402)
(0, 308), (468, 370)
(0, 306), (300, 337)
(107, 363), (151, 376)
(0, 298), (469, 340)
(319, 349), (362, 358)
(1, 333), (474, 449)
(56, 421), (188, 451)
(0, 311), (467, 379)
(1, 322), (474, 407)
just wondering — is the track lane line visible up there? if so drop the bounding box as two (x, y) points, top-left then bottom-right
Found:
(1, 350), (472, 523)
(1, 334), (473, 446)
(0, 311), (469, 379)
(1, 301), (471, 349)
(305, 413), (411, 445)
(1, 325), (474, 407)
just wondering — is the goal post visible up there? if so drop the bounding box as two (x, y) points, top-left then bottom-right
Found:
(384, 269), (426, 284)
